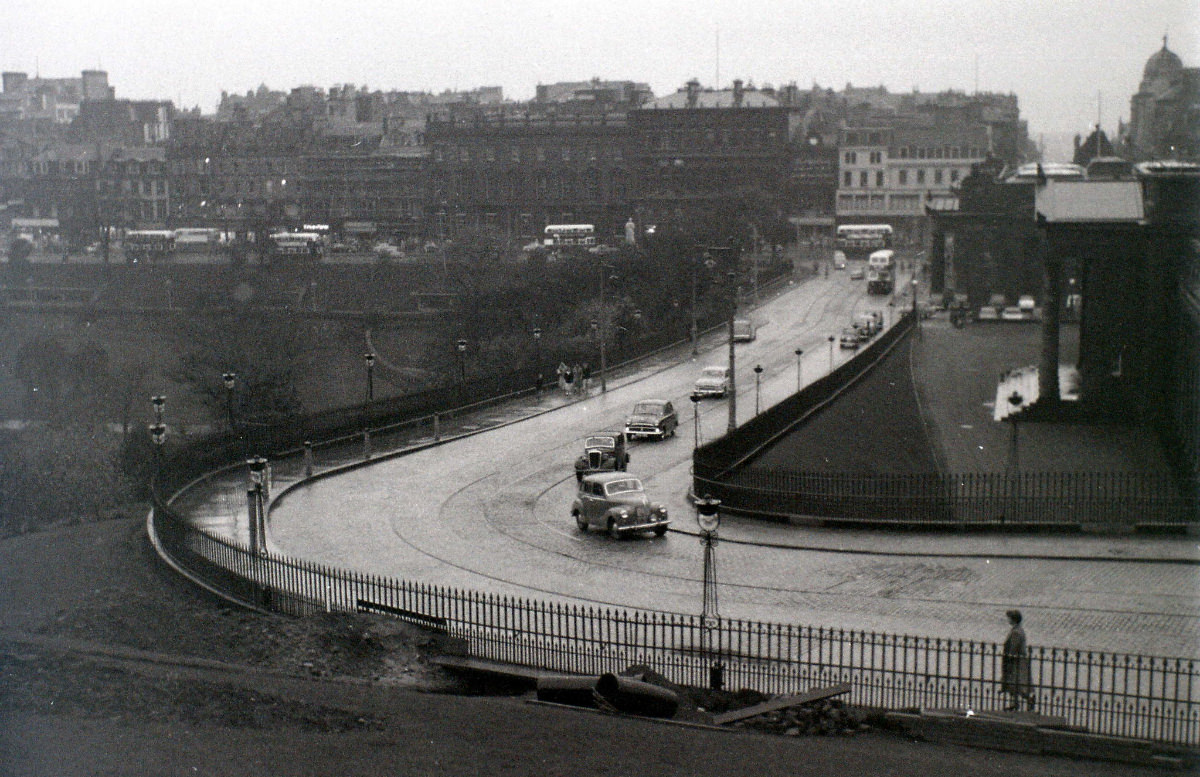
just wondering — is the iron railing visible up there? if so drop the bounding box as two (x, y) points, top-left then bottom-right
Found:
(149, 504), (1200, 746)
(693, 468), (1198, 528)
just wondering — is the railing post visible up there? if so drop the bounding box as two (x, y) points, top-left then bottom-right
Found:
(303, 440), (313, 478)
(433, 413), (440, 441)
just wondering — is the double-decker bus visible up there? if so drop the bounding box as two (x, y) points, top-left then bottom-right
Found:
(543, 224), (596, 247)
(122, 230), (176, 263)
(866, 249), (896, 295)
(267, 231), (324, 260)
(835, 224), (892, 260)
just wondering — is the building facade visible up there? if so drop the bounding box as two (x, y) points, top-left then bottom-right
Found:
(1125, 40), (1200, 161)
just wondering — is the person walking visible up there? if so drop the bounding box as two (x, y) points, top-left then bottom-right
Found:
(1001, 609), (1035, 711)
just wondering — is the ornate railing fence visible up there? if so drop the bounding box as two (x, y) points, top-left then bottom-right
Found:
(150, 505), (1200, 746)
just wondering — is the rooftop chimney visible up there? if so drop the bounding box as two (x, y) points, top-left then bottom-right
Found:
(685, 79), (700, 109)
(732, 79), (744, 108)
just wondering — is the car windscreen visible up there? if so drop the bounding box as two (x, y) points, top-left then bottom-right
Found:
(605, 479), (643, 495)
(632, 403), (661, 415)
(701, 368), (725, 378)
(585, 436), (615, 448)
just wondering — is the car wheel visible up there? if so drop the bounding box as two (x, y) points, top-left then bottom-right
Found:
(607, 519), (621, 540)
(574, 511), (587, 532)
(653, 524), (668, 537)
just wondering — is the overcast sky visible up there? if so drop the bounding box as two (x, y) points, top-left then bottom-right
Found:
(5, 0), (1197, 141)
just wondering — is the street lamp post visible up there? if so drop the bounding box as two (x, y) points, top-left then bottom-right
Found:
(148, 421), (167, 486)
(597, 265), (614, 393)
(753, 364), (764, 415)
(151, 394), (166, 426)
(363, 352), (375, 460)
(456, 338), (468, 389)
(828, 335), (836, 372)
(222, 373), (236, 433)
(726, 270), (738, 433)
(532, 327), (542, 392)
(246, 455), (269, 555)
(690, 391), (703, 450)
(1007, 391), (1024, 473)
(695, 494), (723, 690)
(795, 348), (804, 393)
(364, 352), (376, 404)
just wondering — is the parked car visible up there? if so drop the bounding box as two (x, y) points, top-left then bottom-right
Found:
(574, 431), (630, 482)
(572, 472), (669, 538)
(373, 242), (405, 259)
(624, 399), (678, 440)
(732, 318), (757, 342)
(693, 366), (731, 398)
(1001, 306), (1027, 321)
(849, 266), (865, 280)
(833, 251), (847, 270)
(839, 326), (864, 349)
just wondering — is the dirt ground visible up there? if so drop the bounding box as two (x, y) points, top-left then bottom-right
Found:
(0, 517), (1167, 776)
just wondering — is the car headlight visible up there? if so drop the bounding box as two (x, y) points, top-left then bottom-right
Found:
(617, 509), (629, 519)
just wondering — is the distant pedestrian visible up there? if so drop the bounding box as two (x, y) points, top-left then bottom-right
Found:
(1001, 609), (1035, 711)
(535, 372), (544, 394)
(563, 366), (574, 396)
(581, 363), (592, 393)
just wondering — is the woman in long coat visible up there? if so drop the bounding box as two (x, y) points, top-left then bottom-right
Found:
(1001, 609), (1035, 710)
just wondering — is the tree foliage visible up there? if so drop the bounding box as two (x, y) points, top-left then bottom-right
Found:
(171, 310), (315, 426)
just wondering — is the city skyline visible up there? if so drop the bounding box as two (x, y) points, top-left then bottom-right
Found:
(4, 0), (1197, 141)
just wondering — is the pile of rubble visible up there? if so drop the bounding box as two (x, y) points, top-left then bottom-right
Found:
(728, 697), (867, 737)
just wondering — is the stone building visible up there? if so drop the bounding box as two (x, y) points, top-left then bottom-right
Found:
(1125, 39), (1200, 160)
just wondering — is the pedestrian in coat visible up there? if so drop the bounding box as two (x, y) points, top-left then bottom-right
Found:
(1001, 609), (1035, 711)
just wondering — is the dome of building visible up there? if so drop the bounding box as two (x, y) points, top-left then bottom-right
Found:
(1143, 41), (1183, 81)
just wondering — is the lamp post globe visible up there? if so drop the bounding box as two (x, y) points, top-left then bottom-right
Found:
(695, 494), (721, 534)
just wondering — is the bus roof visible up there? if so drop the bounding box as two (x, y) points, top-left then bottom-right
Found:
(544, 224), (594, 232)
(836, 224), (893, 233)
(270, 232), (322, 240)
(869, 249), (895, 260)
(126, 229), (176, 237)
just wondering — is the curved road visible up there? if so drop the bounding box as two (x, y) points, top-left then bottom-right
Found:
(268, 270), (1200, 659)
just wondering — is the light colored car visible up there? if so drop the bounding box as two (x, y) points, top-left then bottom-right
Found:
(732, 318), (756, 342)
(572, 472), (669, 538)
(833, 251), (847, 270)
(693, 365), (730, 398)
(624, 399), (678, 440)
(839, 326), (863, 349)
(849, 266), (865, 280)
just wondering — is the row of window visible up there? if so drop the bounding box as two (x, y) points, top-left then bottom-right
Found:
(836, 192), (925, 213)
(843, 146), (983, 164)
(434, 144), (624, 164)
(654, 127), (782, 151)
(842, 168), (964, 187)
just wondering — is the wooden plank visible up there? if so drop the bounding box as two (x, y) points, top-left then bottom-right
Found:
(711, 682), (852, 725)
